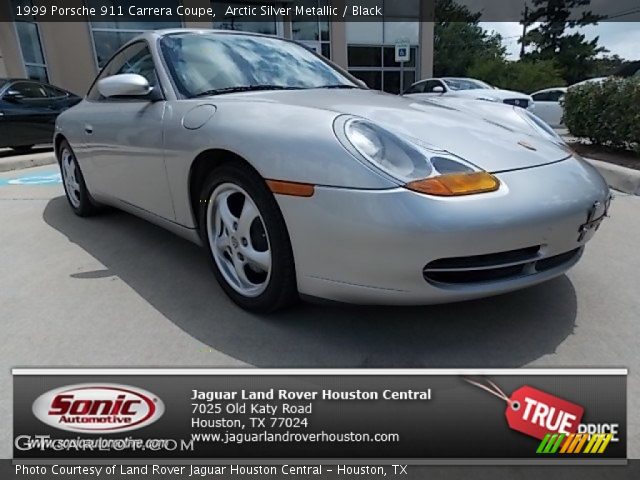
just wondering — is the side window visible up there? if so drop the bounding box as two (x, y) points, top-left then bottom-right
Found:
(423, 80), (445, 93)
(404, 82), (425, 94)
(44, 85), (68, 98)
(533, 91), (551, 102)
(9, 82), (48, 99)
(87, 42), (158, 101)
(547, 90), (565, 102)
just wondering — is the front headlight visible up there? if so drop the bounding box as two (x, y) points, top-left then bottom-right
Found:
(335, 116), (500, 196)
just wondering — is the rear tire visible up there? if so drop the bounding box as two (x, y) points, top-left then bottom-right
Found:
(58, 140), (98, 217)
(199, 163), (298, 313)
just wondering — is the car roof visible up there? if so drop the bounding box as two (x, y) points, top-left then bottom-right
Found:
(532, 87), (568, 94)
(409, 77), (443, 86)
(410, 77), (485, 86)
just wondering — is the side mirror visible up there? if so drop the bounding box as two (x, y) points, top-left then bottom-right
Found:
(432, 86), (445, 93)
(97, 73), (154, 99)
(3, 90), (24, 103)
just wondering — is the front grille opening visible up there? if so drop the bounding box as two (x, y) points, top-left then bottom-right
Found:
(424, 246), (581, 286)
(426, 265), (526, 284)
(426, 246), (540, 270)
(536, 249), (581, 272)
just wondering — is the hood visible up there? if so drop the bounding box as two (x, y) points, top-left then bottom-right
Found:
(216, 89), (568, 172)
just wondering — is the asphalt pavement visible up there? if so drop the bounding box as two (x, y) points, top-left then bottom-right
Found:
(0, 164), (639, 459)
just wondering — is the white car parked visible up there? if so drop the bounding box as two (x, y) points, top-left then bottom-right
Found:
(404, 77), (535, 111)
(531, 87), (568, 127)
(531, 78), (610, 127)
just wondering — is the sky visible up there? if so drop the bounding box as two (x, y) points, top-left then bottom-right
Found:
(481, 22), (640, 61)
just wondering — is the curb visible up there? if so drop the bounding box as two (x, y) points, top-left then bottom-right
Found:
(0, 151), (56, 173)
(586, 158), (640, 196)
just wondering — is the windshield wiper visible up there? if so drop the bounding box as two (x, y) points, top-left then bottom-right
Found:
(191, 85), (303, 98)
(316, 84), (360, 89)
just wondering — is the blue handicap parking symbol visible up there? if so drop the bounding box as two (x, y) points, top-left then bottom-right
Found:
(0, 172), (62, 186)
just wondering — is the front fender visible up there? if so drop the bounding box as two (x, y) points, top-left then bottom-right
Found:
(162, 100), (396, 227)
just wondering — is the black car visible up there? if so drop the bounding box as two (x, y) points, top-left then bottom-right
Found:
(0, 78), (81, 153)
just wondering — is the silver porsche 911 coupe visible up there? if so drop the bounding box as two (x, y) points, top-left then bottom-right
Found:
(55, 29), (611, 312)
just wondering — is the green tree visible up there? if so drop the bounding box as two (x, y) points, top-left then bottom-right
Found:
(522, 0), (606, 84)
(591, 54), (628, 77)
(434, 0), (506, 77)
(469, 58), (566, 93)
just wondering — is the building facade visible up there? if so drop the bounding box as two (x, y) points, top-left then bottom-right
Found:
(0, 0), (434, 96)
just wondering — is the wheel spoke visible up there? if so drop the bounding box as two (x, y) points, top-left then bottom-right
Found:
(237, 199), (258, 238)
(232, 255), (252, 286)
(215, 231), (230, 253)
(243, 247), (271, 272)
(216, 192), (238, 233)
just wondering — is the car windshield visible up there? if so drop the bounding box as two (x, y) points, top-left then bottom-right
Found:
(160, 32), (357, 98)
(443, 78), (492, 91)
(0, 79), (7, 89)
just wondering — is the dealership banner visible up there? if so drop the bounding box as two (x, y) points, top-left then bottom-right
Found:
(12, 368), (626, 465)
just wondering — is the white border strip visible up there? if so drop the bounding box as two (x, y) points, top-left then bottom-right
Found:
(12, 368), (628, 376)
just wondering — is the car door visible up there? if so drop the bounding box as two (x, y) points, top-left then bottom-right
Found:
(0, 81), (57, 147)
(532, 90), (565, 127)
(80, 41), (174, 220)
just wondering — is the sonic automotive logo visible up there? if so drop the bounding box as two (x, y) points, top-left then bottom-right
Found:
(32, 384), (164, 434)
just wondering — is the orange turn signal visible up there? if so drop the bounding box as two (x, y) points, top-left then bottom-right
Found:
(405, 172), (500, 197)
(266, 179), (315, 197)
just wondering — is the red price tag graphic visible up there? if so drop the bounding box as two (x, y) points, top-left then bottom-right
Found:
(507, 386), (584, 440)
(465, 379), (584, 440)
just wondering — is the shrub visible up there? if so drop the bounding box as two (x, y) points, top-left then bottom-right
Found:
(564, 78), (640, 153)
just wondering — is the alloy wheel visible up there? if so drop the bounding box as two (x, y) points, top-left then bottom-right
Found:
(207, 183), (272, 297)
(61, 148), (81, 208)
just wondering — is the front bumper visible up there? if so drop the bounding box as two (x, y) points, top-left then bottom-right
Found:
(275, 157), (610, 305)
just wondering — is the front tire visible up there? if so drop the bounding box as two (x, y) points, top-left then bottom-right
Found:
(199, 163), (298, 313)
(58, 140), (97, 217)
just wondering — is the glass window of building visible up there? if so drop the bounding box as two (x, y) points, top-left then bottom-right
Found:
(11, 0), (48, 82)
(346, 0), (419, 94)
(348, 45), (417, 94)
(87, 0), (182, 68)
(212, 1), (280, 36)
(292, 0), (331, 58)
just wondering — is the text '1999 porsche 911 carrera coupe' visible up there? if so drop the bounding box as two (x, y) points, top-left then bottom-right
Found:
(55, 29), (611, 312)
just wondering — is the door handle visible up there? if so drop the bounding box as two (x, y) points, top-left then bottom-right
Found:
(84, 124), (93, 134)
